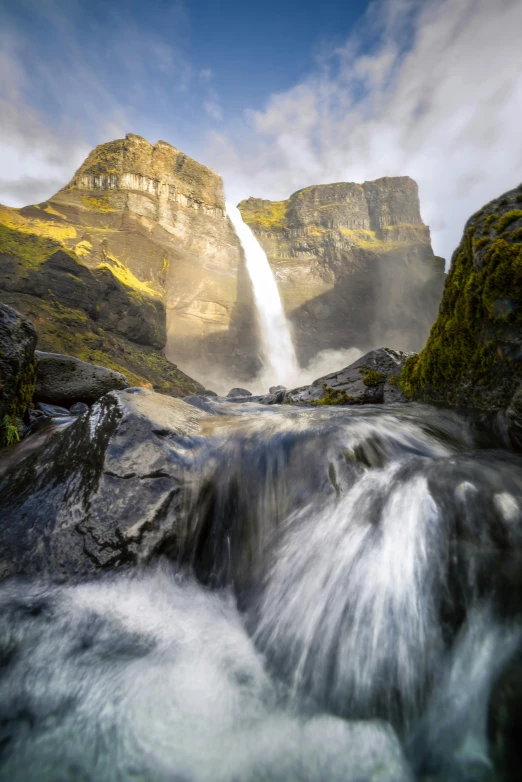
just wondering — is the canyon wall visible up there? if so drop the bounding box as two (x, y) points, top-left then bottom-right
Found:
(0, 134), (445, 392)
(239, 178), (445, 363)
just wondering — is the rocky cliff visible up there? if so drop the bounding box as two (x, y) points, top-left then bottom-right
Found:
(239, 178), (445, 363)
(401, 184), (522, 447)
(0, 134), (258, 392)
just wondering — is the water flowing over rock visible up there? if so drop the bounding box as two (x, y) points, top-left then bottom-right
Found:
(0, 388), (522, 777)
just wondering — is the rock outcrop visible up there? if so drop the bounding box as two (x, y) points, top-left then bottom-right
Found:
(0, 388), (208, 580)
(239, 178), (445, 363)
(0, 303), (37, 422)
(0, 134), (255, 391)
(400, 184), (522, 448)
(285, 348), (409, 405)
(35, 351), (129, 405)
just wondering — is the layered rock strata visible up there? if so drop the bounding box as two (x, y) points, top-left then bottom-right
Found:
(0, 134), (256, 391)
(239, 178), (445, 364)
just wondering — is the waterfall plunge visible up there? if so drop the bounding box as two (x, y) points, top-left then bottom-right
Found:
(226, 202), (299, 387)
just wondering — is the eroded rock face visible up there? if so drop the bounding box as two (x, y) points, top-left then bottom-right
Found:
(50, 134), (259, 380)
(35, 351), (129, 405)
(0, 388), (208, 580)
(0, 303), (37, 420)
(0, 133), (257, 389)
(285, 348), (409, 405)
(401, 184), (522, 449)
(239, 178), (445, 363)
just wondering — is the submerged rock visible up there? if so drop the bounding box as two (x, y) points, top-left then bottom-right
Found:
(0, 388), (208, 580)
(285, 348), (410, 405)
(0, 303), (37, 421)
(34, 350), (128, 405)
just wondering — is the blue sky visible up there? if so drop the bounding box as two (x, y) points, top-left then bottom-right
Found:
(1, 0), (522, 260)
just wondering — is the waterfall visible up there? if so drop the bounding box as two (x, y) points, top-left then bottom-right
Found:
(226, 202), (299, 387)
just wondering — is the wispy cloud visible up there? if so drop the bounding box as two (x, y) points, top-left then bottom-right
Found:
(207, 0), (522, 262)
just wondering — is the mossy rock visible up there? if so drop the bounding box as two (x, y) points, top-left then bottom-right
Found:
(400, 184), (522, 440)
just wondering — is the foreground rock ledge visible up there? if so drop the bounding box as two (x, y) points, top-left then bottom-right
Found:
(0, 389), (208, 580)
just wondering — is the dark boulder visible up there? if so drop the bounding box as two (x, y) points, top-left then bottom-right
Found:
(35, 351), (128, 405)
(227, 387), (253, 398)
(0, 388), (208, 581)
(0, 303), (37, 421)
(285, 348), (410, 405)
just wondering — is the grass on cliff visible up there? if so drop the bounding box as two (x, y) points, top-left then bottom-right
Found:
(0, 291), (202, 398)
(241, 200), (288, 230)
(401, 210), (522, 404)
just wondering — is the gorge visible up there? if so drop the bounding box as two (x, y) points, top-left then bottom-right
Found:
(0, 136), (522, 782)
(0, 134), (444, 393)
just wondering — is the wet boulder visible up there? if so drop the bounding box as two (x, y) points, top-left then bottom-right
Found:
(227, 387), (253, 398)
(285, 348), (410, 405)
(0, 388), (209, 580)
(34, 351), (128, 406)
(0, 303), (37, 421)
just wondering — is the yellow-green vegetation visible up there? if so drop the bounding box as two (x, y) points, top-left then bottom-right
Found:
(483, 214), (499, 234)
(0, 206), (77, 249)
(0, 223), (72, 267)
(74, 240), (93, 257)
(401, 210), (522, 404)
(97, 253), (162, 298)
(0, 292), (202, 398)
(81, 194), (115, 213)
(241, 200), (288, 230)
(388, 375), (400, 386)
(496, 210), (522, 234)
(361, 369), (385, 387)
(310, 384), (360, 406)
(0, 415), (20, 448)
(43, 204), (67, 219)
(472, 236), (489, 250)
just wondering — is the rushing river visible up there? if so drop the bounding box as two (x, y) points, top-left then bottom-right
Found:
(1, 401), (522, 781)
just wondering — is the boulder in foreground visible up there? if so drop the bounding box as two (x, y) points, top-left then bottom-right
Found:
(401, 184), (522, 448)
(35, 350), (129, 405)
(0, 388), (208, 580)
(285, 348), (410, 405)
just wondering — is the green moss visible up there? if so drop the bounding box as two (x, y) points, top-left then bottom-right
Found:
(400, 223), (522, 404)
(512, 227), (522, 243)
(496, 210), (522, 234)
(310, 384), (361, 406)
(516, 193), (522, 203)
(0, 223), (70, 267)
(388, 375), (399, 386)
(362, 369), (385, 387)
(0, 415), (20, 448)
(7, 359), (36, 419)
(472, 236), (489, 250)
(81, 194), (115, 213)
(0, 292), (203, 399)
(240, 200), (288, 230)
(483, 214), (499, 234)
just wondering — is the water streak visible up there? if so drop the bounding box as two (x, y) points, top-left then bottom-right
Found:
(226, 202), (299, 386)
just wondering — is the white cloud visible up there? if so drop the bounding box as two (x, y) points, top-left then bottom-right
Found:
(206, 0), (522, 263)
(204, 100), (223, 122)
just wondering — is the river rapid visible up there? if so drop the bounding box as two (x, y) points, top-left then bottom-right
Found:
(1, 401), (521, 781)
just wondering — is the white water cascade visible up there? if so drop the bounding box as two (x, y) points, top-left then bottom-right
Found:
(226, 202), (299, 386)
